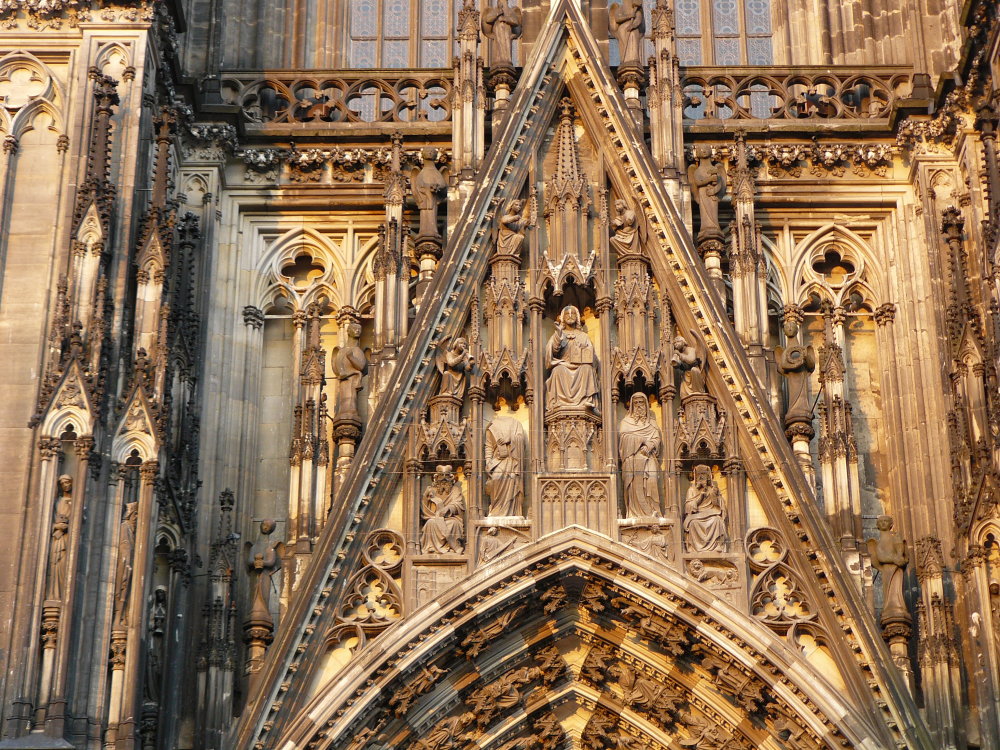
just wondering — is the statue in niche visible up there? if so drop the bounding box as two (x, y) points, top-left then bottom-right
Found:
(497, 199), (529, 256)
(332, 322), (367, 422)
(45, 475), (73, 601)
(481, 0), (522, 68)
(485, 416), (526, 516)
(609, 0), (645, 67)
(435, 336), (473, 400)
(545, 305), (599, 414)
(671, 334), (706, 399)
(775, 317), (816, 426)
(610, 199), (641, 256)
(112, 501), (139, 627)
(867, 515), (910, 624)
(250, 519), (281, 618)
(619, 393), (663, 518)
(420, 466), (466, 555)
(683, 465), (728, 552)
(687, 146), (725, 241)
(411, 147), (447, 238)
(144, 586), (167, 702)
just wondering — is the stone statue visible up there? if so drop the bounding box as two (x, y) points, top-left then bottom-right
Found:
(619, 393), (662, 518)
(435, 336), (473, 400)
(775, 317), (816, 427)
(113, 501), (139, 627)
(867, 515), (909, 624)
(683, 465), (728, 552)
(687, 146), (725, 241)
(485, 416), (525, 516)
(420, 466), (466, 554)
(671, 334), (706, 399)
(45, 475), (73, 601)
(481, 0), (522, 68)
(497, 199), (528, 256)
(545, 305), (599, 413)
(609, 0), (645, 67)
(332, 322), (367, 421)
(610, 199), (641, 256)
(411, 147), (447, 238)
(145, 586), (167, 702)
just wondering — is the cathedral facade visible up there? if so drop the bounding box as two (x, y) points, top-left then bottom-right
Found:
(0, 0), (996, 748)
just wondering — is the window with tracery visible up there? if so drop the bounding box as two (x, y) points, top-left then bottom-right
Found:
(348, 0), (459, 68)
(675, 0), (773, 65)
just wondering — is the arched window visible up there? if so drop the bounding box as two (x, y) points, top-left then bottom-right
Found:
(676, 0), (773, 65)
(348, 0), (459, 68)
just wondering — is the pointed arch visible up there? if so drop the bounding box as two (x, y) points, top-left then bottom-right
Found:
(0, 50), (61, 110)
(790, 224), (884, 306)
(278, 528), (879, 750)
(10, 97), (63, 141)
(253, 226), (349, 310)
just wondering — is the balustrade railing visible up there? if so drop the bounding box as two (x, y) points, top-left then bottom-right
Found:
(220, 70), (453, 125)
(681, 66), (914, 122)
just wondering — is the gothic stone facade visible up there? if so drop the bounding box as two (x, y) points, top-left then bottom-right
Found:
(0, 0), (996, 749)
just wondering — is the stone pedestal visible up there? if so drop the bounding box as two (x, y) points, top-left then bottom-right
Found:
(683, 552), (746, 608)
(407, 555), (468, 609)
(535, 474), (612, 536)
(545, 408), (602, 471)
(474, 518), (531, 566)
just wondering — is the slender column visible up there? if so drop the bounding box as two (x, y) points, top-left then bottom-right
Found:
(32, 437), (62, 726)
(44, 436), (93, 739)
(116, 461), (159, 750)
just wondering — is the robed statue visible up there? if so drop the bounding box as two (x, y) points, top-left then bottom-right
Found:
(45, 475), (73, 601)
(421, 466), (466, 554)
(775, 316), (816, 428)
(683, 465), (728, 552)
(112, 501), (139, 627)
(610, 199), (642, 256)
(485, 416), (526, 517)
(619, 394), (662, 518)
(867, 515), (910, 625)
(497, 199), (529, 257)
(671, 333), (706, 399)
(482, 0), (522, 68)
(545, 305), (599, 413)
(609, 0), (645, 67)
(436, 336), (473, 400)
(332, 322), (367, 421)
(411, 147), (447, 238)
(687, 146), (725, 241)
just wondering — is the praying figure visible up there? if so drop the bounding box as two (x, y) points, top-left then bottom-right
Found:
(45, 475), (73, 602)
(497, 199), (529, 257)
(687, 146), (725, 241)
(420, 466), (466, 554)
(545, 305), (599, 414)
(436, 336), (473, 400)
(671, 334), (706, 399)
(619, 394), (662, 518)
(683, 465), (728, 552)
(610, 199), (641, 256)
(609, 0), (645, 67)
(482, 0), (522, 68)
(485, 416), (526, 517)
(867, 515), (910, 625)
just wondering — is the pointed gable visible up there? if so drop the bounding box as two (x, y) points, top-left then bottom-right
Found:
(232, 3), (928, 748)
